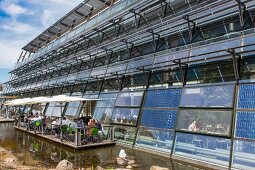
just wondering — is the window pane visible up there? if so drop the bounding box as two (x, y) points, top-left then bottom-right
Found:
(237, 84), (255, 109)
(45, 103), (55, 116)
(52, 106), (63, 117)
(176, 110), (231, 136)
(180, 85), (234, 107)
(111, 108), (139, 125)
(115, 91), (144, 106)
(144, 89), (181, 108)
(93, 107), (113, 124)
(235, 112), (255, 139)
(135, 128), (174, 153)
(65, 102), (80, 116)
(141, 109), (177, 129)
(240, 57), (255, 82)
(174, 133), (230, 166)
(232, 140), (255, 170)
(186, 61), (235, 84)
(96, 93), (118, 108)
(114, 125), (137, 145)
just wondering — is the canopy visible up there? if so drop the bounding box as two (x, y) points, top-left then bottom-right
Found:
(4, 95), (101, 106)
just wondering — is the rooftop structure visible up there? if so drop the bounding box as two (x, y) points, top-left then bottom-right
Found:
(3, 0), (255, 169)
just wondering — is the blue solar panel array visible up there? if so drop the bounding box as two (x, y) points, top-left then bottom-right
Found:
(140, 109), (177, 129)
(238, 84), (255, 109)
(144, 89), (182, 108)
(236, 112), (255, 139)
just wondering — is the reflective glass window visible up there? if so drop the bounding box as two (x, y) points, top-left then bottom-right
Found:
(176, 110), (231, 136)
(115, 91), (144, 106)
(65, 102), (80, 116)
(45, 103), (55, 116)
(174, 133), (230, 166)
(232, 140), (255, 170)
(244, 34), (255, 52)
(93, 107), (113, 124)
(144, 89), (181, 108)
(111, 108), (139, 125)
(135, 128), (174, 153)
(92, 93), (118, 124)
(186, 61), (235, 84)
(240, 56), (255, 82)
(110, 1), (127, 15)
(149, 69), (182, 87)
(114, 125), (137, 144)
(141, 109), (177, 129)
(180, 85), (234, 107)
(238, 84), (255, 109)
(235, 112), (255, 139)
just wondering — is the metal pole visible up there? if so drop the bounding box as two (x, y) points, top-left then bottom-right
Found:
(60, 102), (63, 141)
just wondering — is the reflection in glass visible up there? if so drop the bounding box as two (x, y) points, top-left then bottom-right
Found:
(144, 89), (181, 108)
(111, 108), (139, 125)
(92, 93), (118, 124)
(180, 85), (234, 107)
(240, 56), (255, 82)
(135, 128), (174, 153)
(65, 102), (80, 116)
(114, 125), (137, 144)
(141, 109), (177, 129)
(186, 61), (235, 84)
(174, 133), (230, 166)
(115, 91), (144, 106)
(176, 110), (231, 136)
(93, 107), (113, 124)
(235, 112), (255, 140)
(149, 69), (182, 87)
(232, 140), (255, 170)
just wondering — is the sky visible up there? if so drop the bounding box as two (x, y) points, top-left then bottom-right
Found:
(0, 0), (81, 84)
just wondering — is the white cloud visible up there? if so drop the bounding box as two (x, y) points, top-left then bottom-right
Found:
(0, 0), (81, 71)
(4, 3), (27, 18)
(41, 10), (56, 28)
(0, 20), (35, 33)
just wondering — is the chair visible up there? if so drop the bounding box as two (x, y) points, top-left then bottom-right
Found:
(89, 128), (99, 142)
(34, 121), (42, 133)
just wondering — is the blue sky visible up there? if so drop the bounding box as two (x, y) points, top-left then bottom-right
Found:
(0, 0), (81, 84)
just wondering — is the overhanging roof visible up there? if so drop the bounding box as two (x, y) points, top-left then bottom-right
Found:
(22, 0), (113, 53)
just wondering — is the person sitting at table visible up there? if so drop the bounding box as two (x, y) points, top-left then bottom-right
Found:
(188, 121), (198, 131)
(62, 117), (72, 126)
(95, 119), (102, 131)
(76, 118), (85, 129)
(87, 119), (96, 135)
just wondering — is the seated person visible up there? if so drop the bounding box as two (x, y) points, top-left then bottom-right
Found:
(76, 118), (85, 129)
(95, 119), (102, 131)
(188, 121), (198, 131)
(62, 117), (72, 126)
(87, 119), (97, 135)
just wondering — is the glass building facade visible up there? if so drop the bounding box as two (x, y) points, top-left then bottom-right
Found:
(3, 0), (255, 169)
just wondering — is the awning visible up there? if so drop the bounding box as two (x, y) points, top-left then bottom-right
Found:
(4, 95), (101, 106)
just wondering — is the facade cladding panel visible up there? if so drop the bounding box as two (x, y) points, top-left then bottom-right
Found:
(3, 0), (255, 169)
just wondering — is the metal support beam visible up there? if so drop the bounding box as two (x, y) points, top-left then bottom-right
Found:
(122, 39), (134, 58)
(95, 28), (111, 43)
(109, 19), (128, 37)
(159, 0), (174, 18)
(182, 15), (196, 42)
(148, 29), (161, 53)
(235, 0), (246, 30)
(102, 47), (114, 64)
(130, 9), (148, 29)
(227, 49), (240, 83)
(17, 51), (24, 63)
(173, 59), (188, 87)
